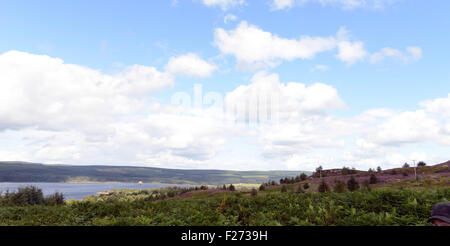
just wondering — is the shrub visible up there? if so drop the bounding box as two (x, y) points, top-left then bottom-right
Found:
(281, 185), (288, 193)
(347, 176), (360, 192)
(369, 174), (378, 184)
(251, 188), (258, 197)
(362, 180), (372, 192)
(417, 161), (427, 167)
(377, 166), (382, 173)
(259, 185), (266, 191)
(296, 185), (305, 194)
(300, 173), (308, 181)
(403, 163), (410, 168)
(303, 183), (310, 190)
(333, 180), (347, 193)
(318, 180), (330, 193)
(402, 171), (409, 177)
(45, 192), (65, 206)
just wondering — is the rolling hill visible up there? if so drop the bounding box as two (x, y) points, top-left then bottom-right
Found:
(0, 161), (309, 185)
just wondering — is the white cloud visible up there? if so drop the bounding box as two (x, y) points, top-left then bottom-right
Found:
(336, 41), (367, 64)
(223, 14), (238, 24)
(310, 65), (329, 72)
(214, 23), (371, 68)
(370, 46), (423, 63)
(165, 53), (217, 78)
(420, 94), (450, 117)
(202, 0), (245, 10)
(1, 50), (449, 171)
(214, 21), (337, 68)
(271, 0), (401, 10)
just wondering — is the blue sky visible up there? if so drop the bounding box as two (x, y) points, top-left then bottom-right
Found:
(0, 0), (449, 170)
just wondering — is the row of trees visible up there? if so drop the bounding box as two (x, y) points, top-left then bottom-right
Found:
(318, 174), (378, 193)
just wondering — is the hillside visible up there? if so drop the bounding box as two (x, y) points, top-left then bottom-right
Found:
(0, 162), (309, 185)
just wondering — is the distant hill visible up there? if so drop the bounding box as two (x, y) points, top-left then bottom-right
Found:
(0, 162), (310, 186)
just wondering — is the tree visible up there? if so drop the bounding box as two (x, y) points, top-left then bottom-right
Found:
(403, 163), (410, 168)
(316, 166), (324, 178)
(259, 185), (266, 191)
(347, 176), (360, 192)
(417, 161), (427, 167)
(318, 179), (330, 193)
(377, 166), (382, 173)
(222, 185), (227, 190)
(229, 184), (235, 191)
(369, 173), (378, 184)
(300, 173), (308, 181)
(303, 183), (310, 190)
(333, 180), (346, 193)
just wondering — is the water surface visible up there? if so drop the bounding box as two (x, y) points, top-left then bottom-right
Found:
(0, 183), (179, 200)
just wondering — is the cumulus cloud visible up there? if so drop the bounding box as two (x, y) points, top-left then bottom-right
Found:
(165, 53), (217, 78)
(420, 94), (450, 117)
(214, 21), (338, 68)
(214, 22), (371, 68)
(370, 46), (423, 63)
(202, 0), (245, 10)
(1, 50), (449, 171)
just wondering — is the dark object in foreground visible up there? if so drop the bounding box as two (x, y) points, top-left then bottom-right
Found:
(428, 202), (450, 226)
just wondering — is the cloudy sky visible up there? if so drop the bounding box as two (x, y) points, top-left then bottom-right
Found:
(0, 0), (449, 171)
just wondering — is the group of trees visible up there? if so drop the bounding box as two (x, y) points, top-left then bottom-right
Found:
(0, 186), (65, 206)
(318, 174), (378, 193)
(221, 184), (235, 191)
(279, 173), (308, 184)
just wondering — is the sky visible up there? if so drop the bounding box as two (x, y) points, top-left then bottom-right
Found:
(0, 0), (449, 171)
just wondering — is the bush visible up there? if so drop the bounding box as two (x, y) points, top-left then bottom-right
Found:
(299, 173), (308, 181)
(303, 183), (310, 190)
(259, 185), (266, 191)
(251, 188), (258, 197)
(281, 186), (288, 193)
(403, 163), (410, 168)
(333, 180), (347, 193)
(377, 166), (382, 173)
(296, 185), (305, 194)
(347, 176), (360, 192)
(45, 192), (65, 206)
(417, 161), (427, 167)
(318, 180), (330, 193)
(362, 180), (372, 192)
(402, 171), (409, 177)
(369, 174), (378, 184)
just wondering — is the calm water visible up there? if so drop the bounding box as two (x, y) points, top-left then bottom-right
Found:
(0, 183), (180, 200)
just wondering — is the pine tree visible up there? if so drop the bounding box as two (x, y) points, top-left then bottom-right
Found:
(347, 176), (360, 192)
(318, 179), (330, 193)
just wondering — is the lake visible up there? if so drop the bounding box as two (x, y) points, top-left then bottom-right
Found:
(0, 183), (181, 200)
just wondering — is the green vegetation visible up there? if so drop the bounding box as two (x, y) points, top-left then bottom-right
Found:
(0, 162), (309, 185)
(0, 187), (448, 226)
(0, 186), (64, 206)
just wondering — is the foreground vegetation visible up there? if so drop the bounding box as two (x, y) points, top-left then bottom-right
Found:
(1, 185), (448, 226)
